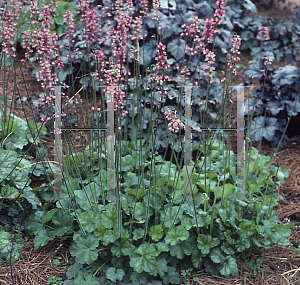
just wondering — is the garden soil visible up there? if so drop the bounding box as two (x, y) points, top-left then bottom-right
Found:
(0, 2), (300, 284)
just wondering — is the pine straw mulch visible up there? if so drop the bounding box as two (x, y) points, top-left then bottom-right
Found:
(0, 239), (71, 285)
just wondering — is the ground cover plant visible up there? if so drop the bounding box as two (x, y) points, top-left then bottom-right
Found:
(0, 0), (298, 284)
(244, 52), (300, 147)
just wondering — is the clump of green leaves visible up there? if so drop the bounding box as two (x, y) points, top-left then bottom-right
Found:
(47, 275), (63, 285)
(246, 257), (266, 276)
(0, 110), (48, 265)
(26, 139), (292, 283)
(181, 268), (200, 285)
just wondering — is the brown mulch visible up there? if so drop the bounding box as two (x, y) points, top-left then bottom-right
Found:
(0, 240), (71, 285)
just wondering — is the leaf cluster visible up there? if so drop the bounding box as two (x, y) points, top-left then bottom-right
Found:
(25, 138), (293, 283)
(244, 54), (300, 146)
(0, 112), (48, 265)
(240, 16), (299, 64)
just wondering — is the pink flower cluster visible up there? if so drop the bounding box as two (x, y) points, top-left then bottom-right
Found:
(201, 0), (225, 44)
(261, 56), (273, 67)
(63, 10), (75, 47)
(180, 16), (202, 56)
(22, 2), (63, 91)
(91, 49), (105, 81)
(0, 10), (18, 58)
(155, 42), (170, 71)
(92, 106), (101, 112)
(164, 108), (184, 133)
(203, 49), (216, 83)
(93, 0), (147, 114)
(87, 0), (148, 115)
(152, 0), (161, 21)
(177, 0), (225, 83)
(140, 0), (149, 17)
(81, 3), (102, 44)
(228, 34), (241, 76)
(177, 66), (191, 83)
(257, 26), (270, 41)
(151, 42), (171, 84)
(181, 16), (201, 38)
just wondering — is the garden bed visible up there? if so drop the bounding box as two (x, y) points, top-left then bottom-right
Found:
(0, 0), (300, 284)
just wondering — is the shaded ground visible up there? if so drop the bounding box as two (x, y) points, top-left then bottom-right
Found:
(0, 2), (300, 285)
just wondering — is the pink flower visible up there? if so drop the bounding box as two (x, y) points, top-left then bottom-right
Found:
(227, 34), (241, 77)
(257, 26), (270, 41)
(164, 108), (184, 133)
(0, 11), (18, 58)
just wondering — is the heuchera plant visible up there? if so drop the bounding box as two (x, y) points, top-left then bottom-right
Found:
(0, 109), (47, 265)
(25, 139), (291, 283)
(244, 50), (300, 146)
(0, 0), (294, 283)
(15, 0), (259, 153)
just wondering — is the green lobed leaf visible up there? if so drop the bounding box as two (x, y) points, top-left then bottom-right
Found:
(33, 229), (56, 250)
(73, 274), (99, 285)
(101, 203), (118, 229)
(26, 211), (45, 235)
(153, 242), (169, 254)
(0, 149), (19, 179)
(130, 271), (149, 285)
(69, 233), (99, 264)
(52, 209), (74, 236)
(111, 238), (134, 257)
(105, 267), (125, 282)
(134, 202), (153, 222)
(3, 133), (28, 150)
(237, 220), (256, 238)
(74, 182), (101, 210)
(101, 228), (121, 246)
(23, 187), (42, 209)
(0, 185), (19, 199)
(221, 244), (235, 255)
(162, 266), (180, 285)
(133, 228), (145, 240)
(41, 209), (58, 224)
(0, 231), (24, 263)
(77, 209), (98, 233)
(210, 247), (224, 264)
(169, 237), (196, 259)
(197, 234), (220, 255)
(66, 262), (84, 279)
(164, 225), (189, 246)
(191, 249), (203, 269)
(161, 206), (182, 228)
(214, 183), (235, 199)
(149, 257), (168, 277)
(155, 162), (177, 180)
(129, 243), (159, 274)
(270, 166), (289, 184)
(235, 238), (250, 252)
(149, 225), (164, 242)
(218, 256), (238, 276)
